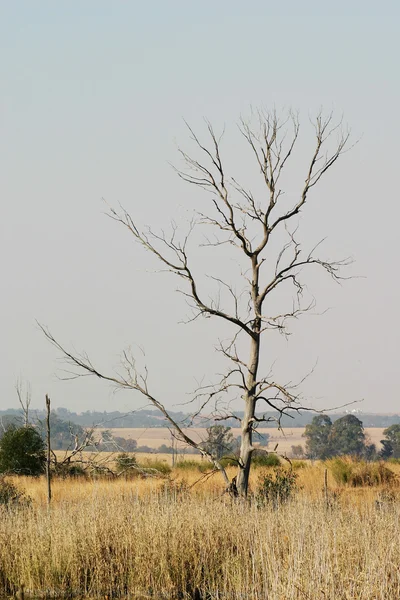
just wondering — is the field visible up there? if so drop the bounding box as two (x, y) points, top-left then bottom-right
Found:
(100, 426), (387, 457)
(1, 459), (400, 599)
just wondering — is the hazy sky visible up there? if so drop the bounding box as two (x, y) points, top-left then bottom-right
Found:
(1, 1), (400, 415)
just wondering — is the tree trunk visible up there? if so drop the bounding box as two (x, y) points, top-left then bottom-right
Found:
(237, 396), (256, 497)
(237, 332), (260, 497)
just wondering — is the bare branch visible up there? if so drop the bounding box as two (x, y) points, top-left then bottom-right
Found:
(37, 322), (230, 485)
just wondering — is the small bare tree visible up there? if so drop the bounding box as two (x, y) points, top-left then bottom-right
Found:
(15, 378), (31, 427)
(40, 109), (353, 497)
(49, 423), (105, 475)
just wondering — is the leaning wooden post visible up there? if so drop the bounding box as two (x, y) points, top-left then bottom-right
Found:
(171, 432), (176, 468)
(45, 394), (52, 505)
(324, 467), (328, 507)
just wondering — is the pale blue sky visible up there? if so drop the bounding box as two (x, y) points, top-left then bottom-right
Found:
(1, 2), (400, 414)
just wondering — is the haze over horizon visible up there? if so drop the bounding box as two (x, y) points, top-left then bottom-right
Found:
(2, 1), (400, 416)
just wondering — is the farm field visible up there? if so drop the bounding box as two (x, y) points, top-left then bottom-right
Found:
(99, 426), (387, 454)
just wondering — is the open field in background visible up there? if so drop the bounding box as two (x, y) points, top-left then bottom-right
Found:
(99, 426), (387, 454)
(2, 463), (400, 599)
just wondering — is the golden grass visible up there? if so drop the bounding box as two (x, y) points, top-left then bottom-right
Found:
(1, 462), (400, 599)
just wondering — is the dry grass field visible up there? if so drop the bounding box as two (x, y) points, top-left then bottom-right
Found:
(100, 426), (387, 455)
(1, 460), (400, 599)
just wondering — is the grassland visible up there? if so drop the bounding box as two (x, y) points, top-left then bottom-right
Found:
(1, 460), (400, 599)
(99, 426), (387, 456)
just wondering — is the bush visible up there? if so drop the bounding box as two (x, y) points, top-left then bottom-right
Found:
(0, 426), (46, 476)
(139, 458), (172, 476)
(256, 468), (299, 507)
(115, 453), (138, 477)
(175, 459), (212, 473)
(252, 452), (281, 467)
(0, 478), (31, 508)
(291, 460), (308, 470)
(327, 457), (353, 484)
(327, 458), (396, 487)
(54, 463), (87, 478)
(219, 456), (240, 468)
(175, 459), (201, 470)
(291, 444), (304, 458)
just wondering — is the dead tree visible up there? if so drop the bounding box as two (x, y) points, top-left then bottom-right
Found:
(49, 424), (103, 474)
(15, 378), (31, 427)
(40, 110), (353, 497)
(45, 394), (52, 504)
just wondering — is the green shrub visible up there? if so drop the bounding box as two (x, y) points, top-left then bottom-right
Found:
(256, 468), (299, 507)
(174, 459), (213, 473)
(327, 458), (396, 487)
(115, 453), (138, 477)
(219, 456), (240, 468)
(197, 461), (215, 473)
(140, 458), (172, 476)
(175, 459), (202, 470)
(291, 460), (308, 470)
(54, 463), (87, 478)
(252, 453), (281, 467)
(0, 477), (31, 508)
(327, 458), (353, 484)
(0, 426), (46, 476)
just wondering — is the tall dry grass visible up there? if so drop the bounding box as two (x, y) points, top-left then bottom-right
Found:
(0, 464), (400, 599)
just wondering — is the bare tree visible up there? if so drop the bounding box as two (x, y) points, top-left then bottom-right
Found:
(40, 109), (353, 497)
(49, 423), (107, 475)
(15, 378), (31, 427)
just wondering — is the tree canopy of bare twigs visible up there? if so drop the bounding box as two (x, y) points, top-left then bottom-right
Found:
(40, 109), (353, 497)
(15, 378), (31, 428)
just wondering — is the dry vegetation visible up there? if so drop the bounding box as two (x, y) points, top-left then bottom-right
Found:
(1, 461), (400, 599)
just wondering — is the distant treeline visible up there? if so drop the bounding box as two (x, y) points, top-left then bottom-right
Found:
(1, 407), (400, 429)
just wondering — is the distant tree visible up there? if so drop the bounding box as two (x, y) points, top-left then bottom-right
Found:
(380, 439), (393, 459)
(0, 415), (18, 437)
(0, 426), (46, 476)
(55, 407), (73, 419)
(201, 425), (235, 460)
(256, 432), (270, 447)
(329, 415), (365, 457)
(15, 378), (32, 427)
(136, 445), (154, 453)
(158, 444), (174, 454)
(38, 414), (84, 450)
(380, 424), (400, 459)
(291, 444), (304, 458)
(101, 429), (114, 443)
(113, 436), (137, 452)
(303, 415), (333, 459)
(98, 431), (138, 453)
(363, 442), (377, 461)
